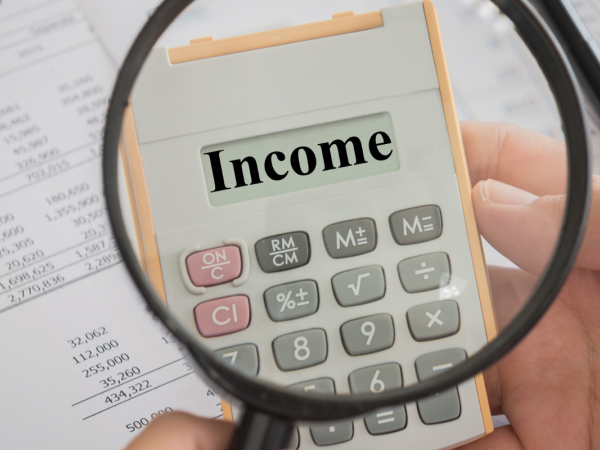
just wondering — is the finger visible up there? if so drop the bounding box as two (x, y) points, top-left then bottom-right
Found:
(455, 425), (522, 450)
(488, 266), (538, 331)
(473, 179), (560, 274)
(474, 177), (600, 273)
(461, 121), (567, 195)
(124, 412), (234, 450)
(481, 365), (502, 416)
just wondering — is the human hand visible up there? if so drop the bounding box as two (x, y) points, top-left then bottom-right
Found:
(457, 122), (600, 449)
(123, 122), (599, 450)
(123, 411), (234, 450)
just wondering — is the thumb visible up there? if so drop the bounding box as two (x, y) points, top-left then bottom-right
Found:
(472, 179), (563, 275)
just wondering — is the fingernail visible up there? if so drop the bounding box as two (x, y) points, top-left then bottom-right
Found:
(483, 179), (539, 205)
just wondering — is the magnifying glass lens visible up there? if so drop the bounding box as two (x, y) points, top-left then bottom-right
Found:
(107, 0), (585, 448)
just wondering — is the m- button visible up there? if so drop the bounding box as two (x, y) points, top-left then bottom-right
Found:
(255, 232), (310, 273)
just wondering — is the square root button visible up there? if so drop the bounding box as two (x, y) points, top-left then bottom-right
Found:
(323, 218), (376, 258)
(255, 232), (310, 273)
(332, 265), (385, 307)
(390, 205), (442, 245)
(398, 252), (451, 293)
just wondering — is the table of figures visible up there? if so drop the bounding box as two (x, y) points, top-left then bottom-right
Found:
(0, 2), (222, 448)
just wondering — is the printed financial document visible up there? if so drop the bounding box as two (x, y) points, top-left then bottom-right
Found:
(0, 1), (222, 449)
(3, 0), (600, 448)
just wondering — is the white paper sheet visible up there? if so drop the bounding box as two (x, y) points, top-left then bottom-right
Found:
(0, 2), (222, 448)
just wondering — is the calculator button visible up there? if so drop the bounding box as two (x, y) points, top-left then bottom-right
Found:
(310, 422), (354, 446)
(323, 218), (376, 258)
(194, 296), (250, 337)
(389, 205), (442, 245)
(288, 428), (299, 450)
(289, 378), (335, 394)
(255, 232), (310, 273)
(186, 245), (241, 287)
(332, 265), (385, 307)
(349, 363), (403, 395)
(417, 389), (461, 425)
(264, 280), (318, 322)
(407, 300), (460, 342)
(397, 252), (451, 293)
(214, 344), (259, 376)
(415, 348), (466, 380)
(289, 379), (351, 446)
(272, 329), (327, 371)
(415, 349), (466, 424)
(364, 406), (407, 435)
(340, 314), (394, 356)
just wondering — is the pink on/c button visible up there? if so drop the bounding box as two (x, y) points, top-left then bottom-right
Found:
(194, 296), (250, 337)
(186, 245), (241, 287)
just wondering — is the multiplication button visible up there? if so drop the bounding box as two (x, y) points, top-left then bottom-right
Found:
(389, 205), (442, 245)
(264, 280), (318, 322)
(323, 218), (376, 258)
(407, 300), (460, 341)
(255, 232), (310, 273)
(415, 348), (466, 424)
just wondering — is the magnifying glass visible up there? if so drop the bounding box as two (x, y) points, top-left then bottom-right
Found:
(103, 1), (590, 449)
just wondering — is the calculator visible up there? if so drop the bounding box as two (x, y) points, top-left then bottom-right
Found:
(120, 2), (497, 449)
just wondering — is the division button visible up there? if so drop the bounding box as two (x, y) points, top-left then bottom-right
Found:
(364, 406), (407, 435)
(415, 348), (466, 424)
(186, 245), (241, 287)
(214, 344), (259, 376)
(398, 252), (451, 293)
(332, 265), (385, 307)
(255, 232), (310, 273)
(323, 218), (376, 258)
(349, 363), (403, 395)
(389, 205), (442, 245)
(340, 314), (394, 356)
(407, 300), (460, 342)
(264, 280), (318, 322)
(194, 296), (250, 338)
(272, 329), (327, 371)
(310, 422), (354, 446)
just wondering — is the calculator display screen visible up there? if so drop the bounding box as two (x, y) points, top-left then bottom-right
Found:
(201, 113), (399, 206)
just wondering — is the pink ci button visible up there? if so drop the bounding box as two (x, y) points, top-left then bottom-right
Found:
(194, 296), (250, 337)
(186, 245), (241, 287)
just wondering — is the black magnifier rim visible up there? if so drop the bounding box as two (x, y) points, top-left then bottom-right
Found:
(103, 0), (590, 422)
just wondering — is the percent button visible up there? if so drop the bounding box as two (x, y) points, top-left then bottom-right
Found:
(264, 280), (319, 322)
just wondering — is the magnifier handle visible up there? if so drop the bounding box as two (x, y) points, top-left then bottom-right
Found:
(228, 407), (294, 450)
